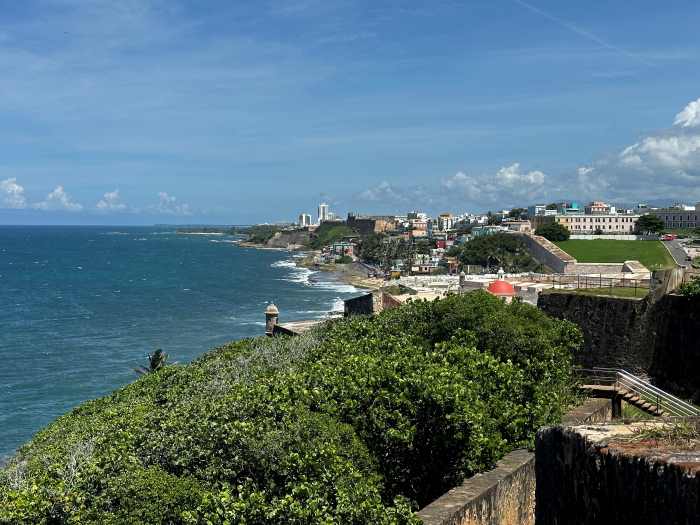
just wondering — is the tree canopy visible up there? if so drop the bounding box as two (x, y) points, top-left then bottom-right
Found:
(451, 233), (540, 272)
(636, 214), (665, 234)
(0, 293), (580, 524)
(535, 222), (570, 242)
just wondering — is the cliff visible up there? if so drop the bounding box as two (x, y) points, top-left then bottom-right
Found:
(264, 229), (310, 249)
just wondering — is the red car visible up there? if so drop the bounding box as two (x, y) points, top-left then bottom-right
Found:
(661, 234), (677, 241)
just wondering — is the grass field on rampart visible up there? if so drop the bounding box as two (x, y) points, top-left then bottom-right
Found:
(554, 239), (676, 270)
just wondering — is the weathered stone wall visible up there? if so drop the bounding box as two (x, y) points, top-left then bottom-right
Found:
(648, 294), (700, 401)
(537, 292), (652, 371)
(535, 424), (700, 525)
(566, 262), (627, 275)
(417, 450), (536, 525)
(416, 399), (612, 525)
(538, 292), (700, 401)
(516, 233), (577, 273)
(343, 293), (374, 316)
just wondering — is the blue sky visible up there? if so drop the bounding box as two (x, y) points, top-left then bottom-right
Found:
(1, 0), (700, 224)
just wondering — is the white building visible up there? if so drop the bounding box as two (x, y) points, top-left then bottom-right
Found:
(438, 213), (455, 232)
(298, 213), (312, 227)
(318, 203), (329, 224)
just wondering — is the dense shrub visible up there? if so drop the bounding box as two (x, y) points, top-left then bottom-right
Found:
(450, 233), (540, 272)
(535, 222), (570, 242)
(0, 292), (580, 523)
(678, 277), (700, 296)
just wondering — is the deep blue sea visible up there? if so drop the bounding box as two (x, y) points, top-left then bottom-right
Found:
(0, 226), (360, 459)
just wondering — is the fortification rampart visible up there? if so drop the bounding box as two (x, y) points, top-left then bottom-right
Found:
(416, 399), (612, 525)
(538, 292), (700, 402)
(536, 422), (700, 524)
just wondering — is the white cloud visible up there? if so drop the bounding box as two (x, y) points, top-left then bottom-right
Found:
(673, 97), (700, 128)
(441, 163), (547, 206)
(33, 185), (83, 211)
(358, 181), (408, 202)
(96, 189), (127, 211)
(153, 191), (192, 216)
(0, 177), (27, 209)
(494, 163), (545, 186)
(618, 135), (700, 174)
(570, 96), (700, 202)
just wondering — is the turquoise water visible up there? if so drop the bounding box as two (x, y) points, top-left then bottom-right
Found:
(0, 226), (360, 459)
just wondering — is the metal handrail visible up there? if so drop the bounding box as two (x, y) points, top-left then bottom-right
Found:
(576, 367), (700, 417)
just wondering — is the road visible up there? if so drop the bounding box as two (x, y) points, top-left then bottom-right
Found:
(664, 239), (690, 268)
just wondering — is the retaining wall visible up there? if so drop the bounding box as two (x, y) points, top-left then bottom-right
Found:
(416, 399), (612, 525)
(538, 292), (700, 402)
(536, 423), (700, 524)
(343, 293), (374, 316)
(516, 233), (576, 273)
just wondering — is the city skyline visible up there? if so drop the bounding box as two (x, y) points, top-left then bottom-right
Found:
(1, 1), (700, 225)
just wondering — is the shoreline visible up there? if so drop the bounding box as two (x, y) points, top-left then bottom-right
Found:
(236, 240), (384, 292)
(295, 253), (384, 292)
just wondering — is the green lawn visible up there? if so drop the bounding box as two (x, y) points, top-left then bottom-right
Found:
(554, 239), (676, 270)
(564, 287), (648, 299)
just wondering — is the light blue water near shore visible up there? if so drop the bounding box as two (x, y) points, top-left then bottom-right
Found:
(0, 226), (360, 459)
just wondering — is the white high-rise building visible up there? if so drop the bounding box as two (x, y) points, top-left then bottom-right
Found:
(318, 203), (329, 224)
(298, 213), (312, 227)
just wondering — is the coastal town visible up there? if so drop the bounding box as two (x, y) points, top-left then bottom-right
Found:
(237, 199), (700, 308)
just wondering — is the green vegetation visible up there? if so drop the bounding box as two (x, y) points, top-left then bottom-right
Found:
(234, 224), (287, 244)
(0, 293), (581, 524)
(635, 214), (665, 235)
(535, 222), (570, 242)
(449, 233), (540, 272)
(554, 239), (676, 270)
(334, 255), (353, 264)
(629, 421), (700, 449)
(552, 287), (648, 299)
(358, 235), (413, 268)
(622, 403), (654, 420)
(310, 223), (357, 249)
(678, 277), (700, 296)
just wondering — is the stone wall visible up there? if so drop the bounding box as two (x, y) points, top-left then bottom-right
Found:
(535, 423), (700, 524)
(648, 294), (700, 400)
(537, 292), (652, 371)
(343, 293), (374, 316)
(516, 233), (577, 273)
(566, 262), (627, 275)
(538, 291), (700, 401)
(417, 449), (535, 525)
(416, 399), (612, 525)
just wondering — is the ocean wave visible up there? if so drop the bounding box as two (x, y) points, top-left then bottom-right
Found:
(318, 282), (359, 293)
(330, 298), (346, 313)
(238, 321), (266, 327)
(270, 259), (298, 269)
(209, 239), (239, 244)
(272, 258), (359, 293)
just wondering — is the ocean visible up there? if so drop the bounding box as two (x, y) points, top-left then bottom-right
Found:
(0, 226), (360, 459)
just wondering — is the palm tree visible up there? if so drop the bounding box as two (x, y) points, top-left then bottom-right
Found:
(134, 349), (174, 375)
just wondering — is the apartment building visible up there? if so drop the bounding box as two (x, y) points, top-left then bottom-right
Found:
(652, 203), (699, 229)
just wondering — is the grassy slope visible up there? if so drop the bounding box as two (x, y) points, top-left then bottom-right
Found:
(555, 240), (676, 270)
